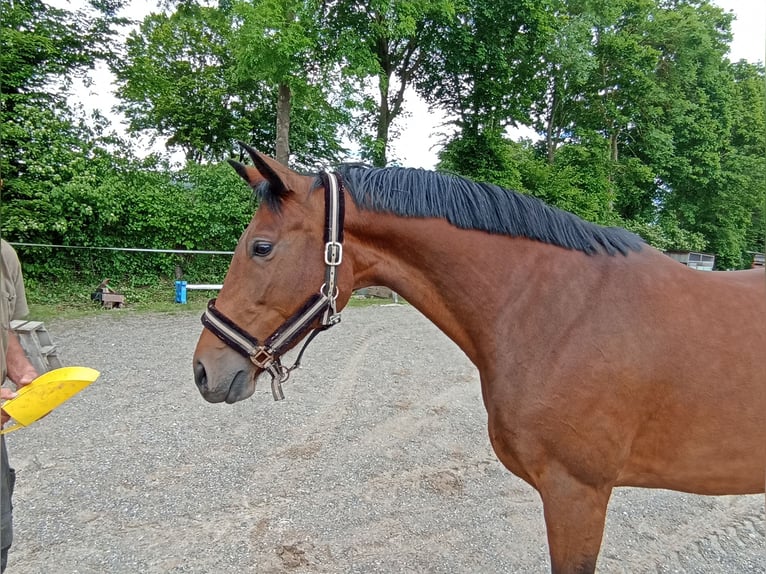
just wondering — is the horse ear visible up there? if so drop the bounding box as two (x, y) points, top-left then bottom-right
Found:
(227, 159), (262, 187)
(228, 142), (288, 199)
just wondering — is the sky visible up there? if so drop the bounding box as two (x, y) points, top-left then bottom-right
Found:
(59, 0), (766, 169)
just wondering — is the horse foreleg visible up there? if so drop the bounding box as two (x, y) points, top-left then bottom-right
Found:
(537, 470), (612, 574)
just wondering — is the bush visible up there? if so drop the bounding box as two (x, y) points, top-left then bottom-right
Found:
(3, 160), (254, 285)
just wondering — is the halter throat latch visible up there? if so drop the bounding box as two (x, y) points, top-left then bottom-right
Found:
(200, 171), (345, 401)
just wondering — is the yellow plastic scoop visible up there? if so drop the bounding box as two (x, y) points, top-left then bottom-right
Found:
(1, 366), (100, 435)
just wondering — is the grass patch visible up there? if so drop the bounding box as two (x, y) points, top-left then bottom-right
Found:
(25, 279), (211, 324)
(24, 279), (401, 324)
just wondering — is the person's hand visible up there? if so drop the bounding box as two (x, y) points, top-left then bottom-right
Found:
(15, 370), (37, 389)
(1, 387), (18, 427)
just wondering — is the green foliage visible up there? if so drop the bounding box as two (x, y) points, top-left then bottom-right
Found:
(0, 0), (127, 194)
(231, 0), (351, 166)
(439, 130), (621, 226)
(532, 141), (620, 225)
(113, 0), (349, 167)
(326, 0), (459, 166)
(417, 0), (554, 134)
(725, 61), (766, 266)
(0, 0), (127, 97)
(438, 129), (526, 190)
(3, 160), (252, 285)
(114, 3), (255, 162)
(639, 5), (762, 268)
(427, 0), (734, 246)
(622, 216), (706, 253)
(233, 0), (316, 82)
(499, 0), (764, 267)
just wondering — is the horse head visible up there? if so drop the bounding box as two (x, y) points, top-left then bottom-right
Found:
(192, 145), (354, 403)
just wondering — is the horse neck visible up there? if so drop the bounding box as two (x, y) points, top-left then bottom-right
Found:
(345, 208), (593, 368)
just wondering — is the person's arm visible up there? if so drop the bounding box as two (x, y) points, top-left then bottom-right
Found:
(2, 239), (36, 387)
(1, 330), (38, 426)
(6, 330), (37, 388)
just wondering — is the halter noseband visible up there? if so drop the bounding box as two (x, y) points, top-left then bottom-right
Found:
(200, 171), (345, 401)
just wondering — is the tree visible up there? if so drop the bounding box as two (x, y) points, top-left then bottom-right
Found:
(513, 0), (763, 267)
(416, 0), (554, 141)
(326, 0), (458, 166)
(231, 0), (350, 166)
(438, 130), (625, 226)
(639, 1), (745, 266)
(113, 0), (349, 167)
(437, 129), (527, 191)
(0, 0), (126, 98)
(519, 0), (673, 225)
(709, 61), (766, 267)
(529, 0), (597, 165)
(431, 1), (625, 225)
(113, 2), (255, 163)
(0, 0), (127, 193)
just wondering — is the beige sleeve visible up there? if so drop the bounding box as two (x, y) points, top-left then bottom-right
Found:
(1, 239), (30, 320)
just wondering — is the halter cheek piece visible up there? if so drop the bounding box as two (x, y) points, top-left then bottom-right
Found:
(200, 171), (345, 401)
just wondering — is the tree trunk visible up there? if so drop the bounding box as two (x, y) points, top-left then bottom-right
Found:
(276, 83), (291, 166)
(375, 73), (390, 167)
(546, 79), (559, 165)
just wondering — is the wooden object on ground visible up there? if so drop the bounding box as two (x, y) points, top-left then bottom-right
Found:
(10, 320), (63, 374)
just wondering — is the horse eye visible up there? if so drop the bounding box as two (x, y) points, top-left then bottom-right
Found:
(252, 241), (273, 257)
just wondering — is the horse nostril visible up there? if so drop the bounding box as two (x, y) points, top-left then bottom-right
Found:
(193, 361), (208, 391)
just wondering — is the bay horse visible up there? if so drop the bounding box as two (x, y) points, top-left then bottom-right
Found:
(192, 144), (766, 573)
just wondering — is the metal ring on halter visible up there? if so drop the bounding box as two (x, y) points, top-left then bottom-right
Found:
(320, 282), (340, 300)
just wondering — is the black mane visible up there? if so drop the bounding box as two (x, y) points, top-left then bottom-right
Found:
(333, 165), (644, 256)
(252, 180), (283, 212)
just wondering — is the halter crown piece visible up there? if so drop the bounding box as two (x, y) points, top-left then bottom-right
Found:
(200, 171), (345, 400)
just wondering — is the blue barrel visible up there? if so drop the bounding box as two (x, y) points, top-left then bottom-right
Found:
(174, 280), (188, 304)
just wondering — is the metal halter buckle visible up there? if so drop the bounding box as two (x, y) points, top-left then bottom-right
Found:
(324, 241), (343, 266)
(249, 346), (275, 369)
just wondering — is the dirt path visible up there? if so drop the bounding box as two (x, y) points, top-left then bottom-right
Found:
(4, 305), (764, 573)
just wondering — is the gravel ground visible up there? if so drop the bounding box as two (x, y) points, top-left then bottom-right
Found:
(3, 304), (764, 573)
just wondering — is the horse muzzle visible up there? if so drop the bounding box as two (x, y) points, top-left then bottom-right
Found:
(193, 353), (259, 404)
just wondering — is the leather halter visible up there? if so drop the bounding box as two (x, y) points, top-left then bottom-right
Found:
(200, 171), (345, 400)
